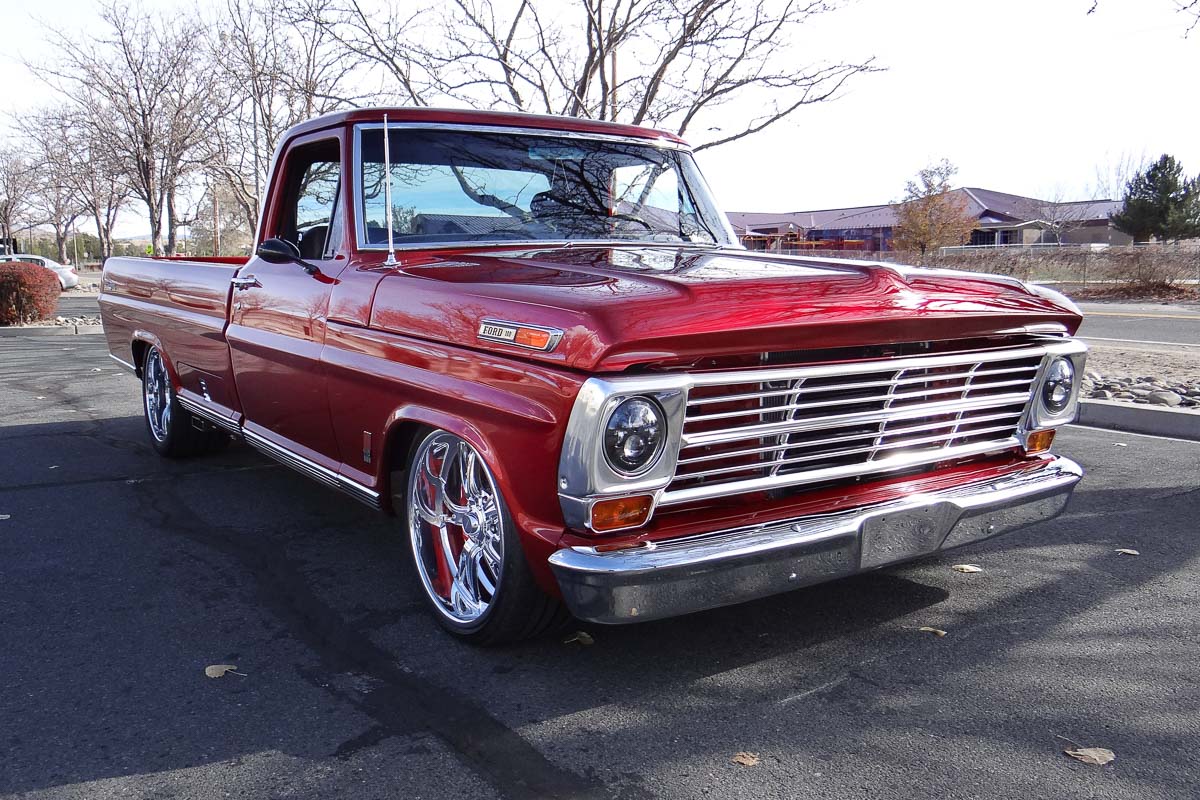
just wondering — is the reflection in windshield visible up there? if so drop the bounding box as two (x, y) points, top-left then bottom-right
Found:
(357, 128), (733, 247)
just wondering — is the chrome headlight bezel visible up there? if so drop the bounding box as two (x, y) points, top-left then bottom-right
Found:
(1041, 357), (1075, 415)
(603, 396), (668, 477)
(1026, 344), (1088, 430)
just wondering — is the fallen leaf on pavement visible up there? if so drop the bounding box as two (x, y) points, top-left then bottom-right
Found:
(204, 664), (245, 678)
(1064, 747), (1115, 766)
(563, 631), (594, 646)
(1114, 549), (1140, 556)
(951, 564), (983, 573)
(918, 627), (947, 637)
(732, 752), (760, 767)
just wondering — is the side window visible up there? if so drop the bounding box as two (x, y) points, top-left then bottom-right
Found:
(276, 139), (342, 260)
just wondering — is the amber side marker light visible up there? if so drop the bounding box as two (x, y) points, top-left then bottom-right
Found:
(513, 327), (553, 349)
(590, 495), (654, 532)
(1025, 429), (1056, 455)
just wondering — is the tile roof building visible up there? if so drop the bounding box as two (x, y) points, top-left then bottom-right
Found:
(728, 188), (1129, 253)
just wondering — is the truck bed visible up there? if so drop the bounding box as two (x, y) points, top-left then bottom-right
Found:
(100, 256), (247, 423)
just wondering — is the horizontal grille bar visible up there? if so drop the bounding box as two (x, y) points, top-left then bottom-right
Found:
(676, 423), (1021, 482)
(682, 392), (1032, 448)
(686, 377), (1034, 425)
(677, 409), (1025, 466)
(685, 364), (1039, 408)
(661, 438), (1021, 507)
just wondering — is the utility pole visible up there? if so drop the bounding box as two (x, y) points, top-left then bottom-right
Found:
(212, 188), (221, 257)
(610, 48), (618, 120)
(72, 221), (80, 266)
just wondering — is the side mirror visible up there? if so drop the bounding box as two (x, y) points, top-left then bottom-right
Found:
(256, 237), (317, 274)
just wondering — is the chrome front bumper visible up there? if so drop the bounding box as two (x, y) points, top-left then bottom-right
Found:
(548, 456), (1083, 624)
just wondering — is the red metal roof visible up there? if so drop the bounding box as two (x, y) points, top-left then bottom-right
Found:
(283, 106), (687, 145)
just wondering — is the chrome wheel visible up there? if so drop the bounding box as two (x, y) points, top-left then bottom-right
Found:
(408, 431), (504, 625)
(143, 348), (172, 443)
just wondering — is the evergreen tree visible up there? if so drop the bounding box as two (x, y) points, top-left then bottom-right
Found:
(1111, 155), (1200, 242)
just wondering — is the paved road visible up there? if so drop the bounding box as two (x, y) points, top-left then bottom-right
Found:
(2, 330), (1198, 799)
(1076, 302), (1200, 347)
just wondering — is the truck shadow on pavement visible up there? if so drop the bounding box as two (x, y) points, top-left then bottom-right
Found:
(2, 417), (1198, 799)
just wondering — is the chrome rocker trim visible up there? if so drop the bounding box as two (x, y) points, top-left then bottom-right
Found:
(109, 353), (138, 374)
(177, 395), (241, 434)
(176, 391), (382, 511)
(549, 455), (1082, 624)
(242, 429), (382, 510)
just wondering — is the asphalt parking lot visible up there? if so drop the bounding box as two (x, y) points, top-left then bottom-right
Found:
(2, 329), (1199, 800)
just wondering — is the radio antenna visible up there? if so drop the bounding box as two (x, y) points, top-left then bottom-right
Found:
(382, 113), (398, 266)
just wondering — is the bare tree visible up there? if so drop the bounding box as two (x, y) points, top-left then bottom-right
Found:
(37, 2), (223, 255)
(24, 109), (131, 262)
(1018, 186), (1092, 244)
(295, 0), (878, 151)
(204, 0), (369, 233)
(1089, 151), (1149, 201)
(1183, 1), (1200, 35)
(0, 148), (38, 255)
(25, 120), (86, 264)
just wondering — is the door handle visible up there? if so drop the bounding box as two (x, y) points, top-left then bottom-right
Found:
(231, 275), (261, 290)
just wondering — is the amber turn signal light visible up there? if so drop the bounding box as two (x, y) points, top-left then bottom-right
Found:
(590, 495), (653, 532)
(1024, 428), (1055, 455)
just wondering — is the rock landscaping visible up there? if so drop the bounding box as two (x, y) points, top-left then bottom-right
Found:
(1082, 369), (1200, 411)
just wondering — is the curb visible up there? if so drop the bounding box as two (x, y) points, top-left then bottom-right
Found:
(0, 325), (105, 337)
(1078, 399), (1200, 441)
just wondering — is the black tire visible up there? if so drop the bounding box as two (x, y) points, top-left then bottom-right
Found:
(400, 428), (568, 645)
(140, 346), (228, 458)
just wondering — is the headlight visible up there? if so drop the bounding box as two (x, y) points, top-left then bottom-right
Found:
(1041, 357), (1075, 414)
(604, 397), (666, 476)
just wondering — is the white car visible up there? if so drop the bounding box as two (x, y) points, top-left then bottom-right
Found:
(0, 254), (79, 289)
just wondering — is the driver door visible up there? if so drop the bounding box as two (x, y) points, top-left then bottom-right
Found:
(227, 132), (349, 471)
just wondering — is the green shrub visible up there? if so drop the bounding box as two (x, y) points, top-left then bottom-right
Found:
(0, 261), (61, 325)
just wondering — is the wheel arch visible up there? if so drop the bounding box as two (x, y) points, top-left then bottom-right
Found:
(377, 404), (566, 597)
(129, 330), (172, 382)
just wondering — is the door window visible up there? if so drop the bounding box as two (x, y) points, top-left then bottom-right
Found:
(276, 140), (342, 260)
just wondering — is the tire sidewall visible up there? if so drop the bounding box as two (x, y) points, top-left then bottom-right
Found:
(142, 346), (179, 457)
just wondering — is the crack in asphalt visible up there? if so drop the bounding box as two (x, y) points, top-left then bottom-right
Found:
(0, 463), (277, 494)
(127, 478), (615, 800)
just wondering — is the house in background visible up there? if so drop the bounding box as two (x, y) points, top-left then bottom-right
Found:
(728, 188), (1131, 253)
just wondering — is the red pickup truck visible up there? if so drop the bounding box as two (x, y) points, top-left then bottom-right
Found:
(100, 108), (1086, 644)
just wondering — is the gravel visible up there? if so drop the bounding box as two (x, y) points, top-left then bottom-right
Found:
(1082, 368), (1200, 411)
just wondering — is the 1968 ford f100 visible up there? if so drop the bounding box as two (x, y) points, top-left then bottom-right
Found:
(100, 108), (1086, 644)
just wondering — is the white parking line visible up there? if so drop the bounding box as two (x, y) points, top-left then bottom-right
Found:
(1081, 336), (1200, 348)
(1067, 424), (1200, 443)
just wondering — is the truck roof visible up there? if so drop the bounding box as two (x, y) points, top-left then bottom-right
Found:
(285, 106), (688, 146)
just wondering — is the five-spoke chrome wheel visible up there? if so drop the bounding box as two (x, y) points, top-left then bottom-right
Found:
(143, 347), (172, 443)
(408, 431), (505, 625)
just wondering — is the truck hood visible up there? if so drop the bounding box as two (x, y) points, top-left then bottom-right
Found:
(368, 245), (1082, 372)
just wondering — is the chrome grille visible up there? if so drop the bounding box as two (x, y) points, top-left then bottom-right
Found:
(660, 347), (1046, 507)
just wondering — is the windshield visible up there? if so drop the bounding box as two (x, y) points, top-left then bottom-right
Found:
(355, 127), (735, 248)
